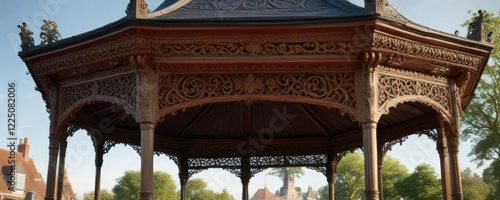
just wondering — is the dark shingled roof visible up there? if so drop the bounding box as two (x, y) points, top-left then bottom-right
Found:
(151, 0), (365, 20)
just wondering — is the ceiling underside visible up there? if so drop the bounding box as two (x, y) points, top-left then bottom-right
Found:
(73, 100), (437, 157)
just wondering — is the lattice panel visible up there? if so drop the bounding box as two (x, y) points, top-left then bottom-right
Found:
(378, 74), (449, 111)
(188, 157), (241, 169)
(139, 34), (367, 57)
(62, 74), (137, 112)
(250, 154), (328, 167)
(159, 73), (355, 109)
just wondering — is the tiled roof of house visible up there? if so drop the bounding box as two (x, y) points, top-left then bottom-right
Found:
(251, 187), (275, 200)
(0, 141), (46, 200)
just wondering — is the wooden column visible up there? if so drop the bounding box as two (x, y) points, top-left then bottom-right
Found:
(45, 135), (60, 200)
(362, 122), (379, 200)
(357, 51), (381, 200)
(94, 142), (104, 200)
(241, 156), (251, 200)
(132, 54), (158, 200)
(56, 136), (68, 200)
(140, 123), (155, 200)
(448, 79), (463, 200)
(326, 151), (341, 200)
(437, 123), (451, 200)
(45, 83), (61, 200)
(179, 155), (189, 200)
(377, 146), (385, 200)
(448, 135), (462, 200)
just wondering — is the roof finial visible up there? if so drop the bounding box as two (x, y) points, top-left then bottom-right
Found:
(17, 22), (34, 51)
(364, 0), (385, 15)
(126, 0), (149, 19)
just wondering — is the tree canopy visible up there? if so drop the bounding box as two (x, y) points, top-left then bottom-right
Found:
(83, 189), (114, 200)
(112, 170), (179, 200)
(381, 156), (409, 200)
(185, 178), (234, 200)
(395, 164), (441, 200)
(267, 167), (304, 182)
(334, 152), (365, 200)
(461, 168), (491, 200)
(462, 11), (500, 166)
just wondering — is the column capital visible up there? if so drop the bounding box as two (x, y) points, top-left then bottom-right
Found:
(132, 55), (159, 124)
(356, 52), (382, 123)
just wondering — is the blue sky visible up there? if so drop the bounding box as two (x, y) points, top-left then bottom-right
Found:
(0, 0), (499, 199)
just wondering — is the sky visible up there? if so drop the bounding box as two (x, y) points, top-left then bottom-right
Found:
(0, 0), (499, 199)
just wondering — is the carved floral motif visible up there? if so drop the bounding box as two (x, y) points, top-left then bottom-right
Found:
(61, 74), (137, 114)
(31, 37), (137, 74)
(158, 73), (356, 110)
(373, 33), (482, 69)
(378, 74), (450, 111)
(138, 35), (368, 57)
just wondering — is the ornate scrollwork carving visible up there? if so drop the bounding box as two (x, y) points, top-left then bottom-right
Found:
(417, 129), (438, 141)
(40, 20), (61, 45)
(377, 66), (450, 120)
(373, 33), (482, 69)
(32, 37), (137, 74)
(60, 65), (134, 86)
(65, 123), (81, 138)
(61, 74), (136, 115)
(189, 157), (241, 169)
(159, 73), (356, 113)
(132, 55), (158, 123)
(379, 136), (408, 158)
(357, 51), (382, 122)
(138, 34), (368, 57)
(378, 73), (450, 112)
(103, 141), (119, 154)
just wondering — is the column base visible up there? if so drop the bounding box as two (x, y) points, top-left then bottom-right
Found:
(140, 192), (153, 200)
(365, 189), (379, 200)
(452, 193), (462, 200)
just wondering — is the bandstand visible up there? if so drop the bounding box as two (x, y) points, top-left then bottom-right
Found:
(18, 0), (493, 200)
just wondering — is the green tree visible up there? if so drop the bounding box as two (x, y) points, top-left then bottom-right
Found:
(185, 178), (234, 200)
(112, 170), (179, 200)
(381, 156), (409, 200)
(335, 152), (365, 200)
(316, 185), (328, 200)
(461, 168), (491, 200)
(395, 164), (441, 200)
(462, 11), (500, 166)
(268, 167), (305, 182)
(82, 189), (114, 200)
(316, 154), (408, 200)
(483, 159), (500, 199)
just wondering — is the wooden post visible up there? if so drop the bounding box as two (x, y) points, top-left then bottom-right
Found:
(140, 123), (155, 200)
(437, 123), (451, 200)
(356, 51), (382, 200)
(94, 142), (104, 200)
(56, 136), (68, 200)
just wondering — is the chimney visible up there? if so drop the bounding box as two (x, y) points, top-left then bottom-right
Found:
(18, 138), (30, 161)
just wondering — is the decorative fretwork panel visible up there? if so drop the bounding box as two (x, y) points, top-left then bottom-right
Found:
(32, 37), (137, 74)
(250, 154), (327, 167)
(188, 157), (241, 169)
(373, 33), (482, 69)
(138, 35), (368, 57)
(61, 74), (137, 113)
(159, 73), (356, 109)
(378, 74), (450, 111)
